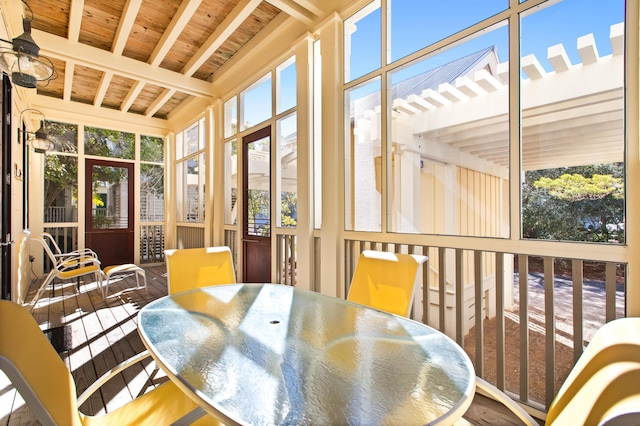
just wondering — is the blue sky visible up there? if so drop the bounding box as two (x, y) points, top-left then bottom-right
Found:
(348, 0), (625, 82)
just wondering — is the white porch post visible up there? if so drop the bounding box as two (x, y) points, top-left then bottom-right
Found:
(318, 14), (343, 298)
(293, 34), (314, 291)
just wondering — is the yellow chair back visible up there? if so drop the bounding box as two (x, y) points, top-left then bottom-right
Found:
(0, 300), (82, 426)
(165, 246), (236, 294)
(546, 317), (640, 425)
(347, 250), (427, 317)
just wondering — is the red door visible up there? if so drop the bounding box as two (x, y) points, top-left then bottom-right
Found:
(242, 127), (271, 283)
(85, 159), (134, 268)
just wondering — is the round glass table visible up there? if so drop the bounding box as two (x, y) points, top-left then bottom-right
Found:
(138, 283), (476, 425)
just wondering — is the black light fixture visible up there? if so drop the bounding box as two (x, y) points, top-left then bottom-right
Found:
(0, 1), (54, 89)
(20, 108), (53, 154)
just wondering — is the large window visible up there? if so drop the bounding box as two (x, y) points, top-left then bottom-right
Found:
(44, 121), (78, 224)
(344, 0), (625, 243)
(520, 0), (625, 244)
(176, 119), (205, 223)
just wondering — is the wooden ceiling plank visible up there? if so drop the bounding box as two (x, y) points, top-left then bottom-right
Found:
(34, 29), (212, 97)
(113, 0), (142, 55)
(149, 0), (203, 67)
(121, 80), (144, 112)
(68, 0), (85, 42)
(265, 0), (314, 24)
(145, 88), (176, 117)
(64, 62), (75, 101)
(182, 0), (262, 77)
(94, 71), (113, 107)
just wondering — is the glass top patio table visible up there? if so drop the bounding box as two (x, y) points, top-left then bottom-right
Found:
(137, 283), (476, 426)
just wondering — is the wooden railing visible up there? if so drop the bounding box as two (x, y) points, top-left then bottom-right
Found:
(139, 224), (165, 264)
(342, 238), (626, 415)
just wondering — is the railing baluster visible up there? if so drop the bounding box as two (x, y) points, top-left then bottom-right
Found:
(474, 250), (484, 377)
(544, 257), (555, 409)
(438, 247), (447, 334)
(496, 252), (505, 391)
(519, 255), (529, 402)
(605, 262), (617, 322)
(572, 259), (584, 362)
(455, 249), (464, 346)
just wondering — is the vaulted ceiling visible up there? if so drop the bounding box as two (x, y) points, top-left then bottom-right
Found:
(21, 0), (323, 121)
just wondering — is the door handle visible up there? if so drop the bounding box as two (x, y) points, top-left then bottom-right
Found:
(242, 239), (259, 243)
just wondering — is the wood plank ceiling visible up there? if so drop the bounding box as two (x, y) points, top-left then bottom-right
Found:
(26, 0), (322, 120)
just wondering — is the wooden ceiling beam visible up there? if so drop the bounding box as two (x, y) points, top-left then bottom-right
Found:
(145, 88), (176, 117)
(112, 0), (142, 55)
(63, 62), (74, 101)
(94, 71), (113, 107)
(182, 0), (262, 77)
(121, 81), (145, 113)
(149, 0), (203, 67)
(68, 0), (84, 42)
(265, 0), (316, 24)
(34, 30), (213, 98)
(288, 0), (322, 16)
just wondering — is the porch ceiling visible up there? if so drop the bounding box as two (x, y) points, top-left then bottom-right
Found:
(11, 0), (322, 120)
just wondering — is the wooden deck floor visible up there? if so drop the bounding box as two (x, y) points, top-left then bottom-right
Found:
(1, 264), (537, 425)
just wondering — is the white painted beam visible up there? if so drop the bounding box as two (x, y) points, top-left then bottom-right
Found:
(149, 0), (203, 67)
(610, 22), (624, 56)
(63, 62), (74, 101)
(34, 30), (213, 97)
(121, 80), (144, 113)
(392, 98), (419, 114)
(68, 0), (84, 42)
(421, 88), (451, 107)
(145, 88), (176, 117)
(577, 33), (599, 65)
(113, 0), (142, 55)
(474, 69), (503, 92)
(182, 0), (262, 77)
(496, 61), (509, 82)
(438, 82), (468, 103)
(265, 0), (315, 24)
(291, 0), (322, 16)
(406, 94), (433, 111)
(548, 44), (571, 73)
(455, 76), (486, 98)
(522, 54), (546, 80)
(94, 71), (113, 107)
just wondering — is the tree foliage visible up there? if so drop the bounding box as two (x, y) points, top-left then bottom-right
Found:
(522, 164), (624, 243)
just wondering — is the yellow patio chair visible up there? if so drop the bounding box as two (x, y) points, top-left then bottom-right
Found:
(347, 249), (428, 317)
(30, 235), (102, 311)
(544, 317), (640, 425)
(467, 318), (640, 425)
(0, 300), (222, 426)
(165, 246), (236, 294)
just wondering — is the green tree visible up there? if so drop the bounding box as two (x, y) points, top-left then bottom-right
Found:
(522, 164), (624, 243)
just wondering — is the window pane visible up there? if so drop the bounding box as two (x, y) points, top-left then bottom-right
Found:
(520, 0), (625, 244)
(224, 96), (238, 138)
(140, 164), (164, 222)
(277, 113), (297, 228)
(141, 135), (164, 162)
(345, 78), (381, 232)
(241, 74), (272, 131)
(389, 0), (506, 63)
(46, 121), (78, 153)
(247, 136), (270, 236)
(184, 122), (199, 157)
(276, 56), (296, 114)
(177, 154), (205, 223)
(224, 139), (238, 225)
(90, 165), (129, 229)
(345, 2), (381, 83)
(44, 155), (78, 223)
(313, 39), (322, 229)
(388, 25), (509, 237)
(84, 126), (135, 159)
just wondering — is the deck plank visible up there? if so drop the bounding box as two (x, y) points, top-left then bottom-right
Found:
(2, 264), (535, 425)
